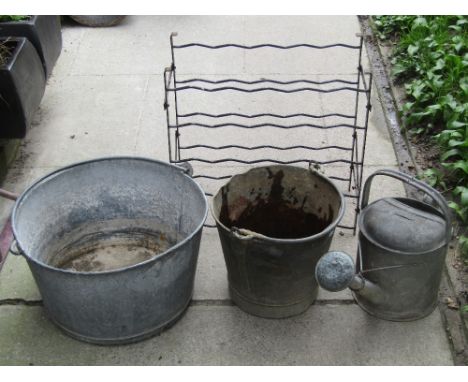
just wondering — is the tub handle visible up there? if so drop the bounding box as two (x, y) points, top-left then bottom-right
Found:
(0, 188), (19, 201)
(9, 240), (23, 257)
(360, 169), (452, 244)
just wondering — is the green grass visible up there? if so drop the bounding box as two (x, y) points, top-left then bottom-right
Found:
(374, 16), (468, 259)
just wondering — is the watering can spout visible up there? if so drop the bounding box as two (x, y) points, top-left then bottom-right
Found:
(315, 251), (383, 304)
(348, 274), (383, 304)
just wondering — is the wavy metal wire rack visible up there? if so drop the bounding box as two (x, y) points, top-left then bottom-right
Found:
(163, 32), (372, 233)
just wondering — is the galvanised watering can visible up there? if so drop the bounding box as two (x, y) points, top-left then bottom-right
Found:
(315, 169), (451, 321)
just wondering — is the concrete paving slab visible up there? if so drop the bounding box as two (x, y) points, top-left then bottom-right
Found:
(12, 75), (149, 169)
(0, 166), (31, 229)
(0, 254), (40, 301)
(170, 16), (248, 44)
(243, 16), (362, 46)
(361, 89), (399, 167)
(319, 85), (358, 117)
(166, 16), (251, 76)
(170, 46), (246, 77)
(70, 16), (171, 76)
(71, 16), (249, 76)
(0, 304), (452, 365)
(50, 21), (87, 80)
(193, 228), (229, 300)
(133, 117), (170, 160)
(243, 45), (362, 76)
(317, 75), (398, 167)
(242, 16), (370, 75)
(132, 75), (168, 160)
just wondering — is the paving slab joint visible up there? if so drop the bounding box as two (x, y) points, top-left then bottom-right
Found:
(190, 299), (235, 307)
(0, 298), (356, 309)
(190, 299), (355, 307)
(0, 298), (43, 306)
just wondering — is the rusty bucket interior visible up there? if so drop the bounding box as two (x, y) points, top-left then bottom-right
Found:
(212, 165), (344, 239)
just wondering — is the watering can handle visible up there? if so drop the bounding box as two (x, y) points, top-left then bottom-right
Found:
(360, 169), (451, 243)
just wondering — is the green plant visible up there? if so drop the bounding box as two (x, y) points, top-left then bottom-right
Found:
(0, 15), (29, 22)
(374, 16), (468, 250)
(373, 16), (417, 41)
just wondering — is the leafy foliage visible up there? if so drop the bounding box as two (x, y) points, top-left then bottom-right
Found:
(374, 16), (468, 258)
(0, 15), (29, 22)
(373, 16), (417, 41)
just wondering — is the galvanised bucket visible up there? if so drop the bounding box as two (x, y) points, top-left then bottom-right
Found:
(212, 165), (345, 318)
(11, 157), (208, 344)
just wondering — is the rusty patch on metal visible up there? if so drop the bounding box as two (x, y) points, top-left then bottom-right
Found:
(51, 229), (176, 272)
(220, 170), (332, 239)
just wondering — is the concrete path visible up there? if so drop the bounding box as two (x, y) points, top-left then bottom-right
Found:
(0, 16), (453, 365)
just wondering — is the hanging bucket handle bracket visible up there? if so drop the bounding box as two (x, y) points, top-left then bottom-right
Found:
(172, 162), (193, 177)
(360, 169), (451, 243)
(9, 240), (23, 257)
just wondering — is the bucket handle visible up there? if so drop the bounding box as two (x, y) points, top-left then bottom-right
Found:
(231, 227), (269, 241)
(360, 169), (451, 243)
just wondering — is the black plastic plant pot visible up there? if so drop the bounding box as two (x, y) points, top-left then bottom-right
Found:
(0, 37), (46, 138)
(0, 16), (62, 77)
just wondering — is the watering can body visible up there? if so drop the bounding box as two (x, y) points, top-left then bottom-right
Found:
(316, 169), (451, 321)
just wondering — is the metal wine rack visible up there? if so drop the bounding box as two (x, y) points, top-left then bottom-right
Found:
(163, 32), (372, 233)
